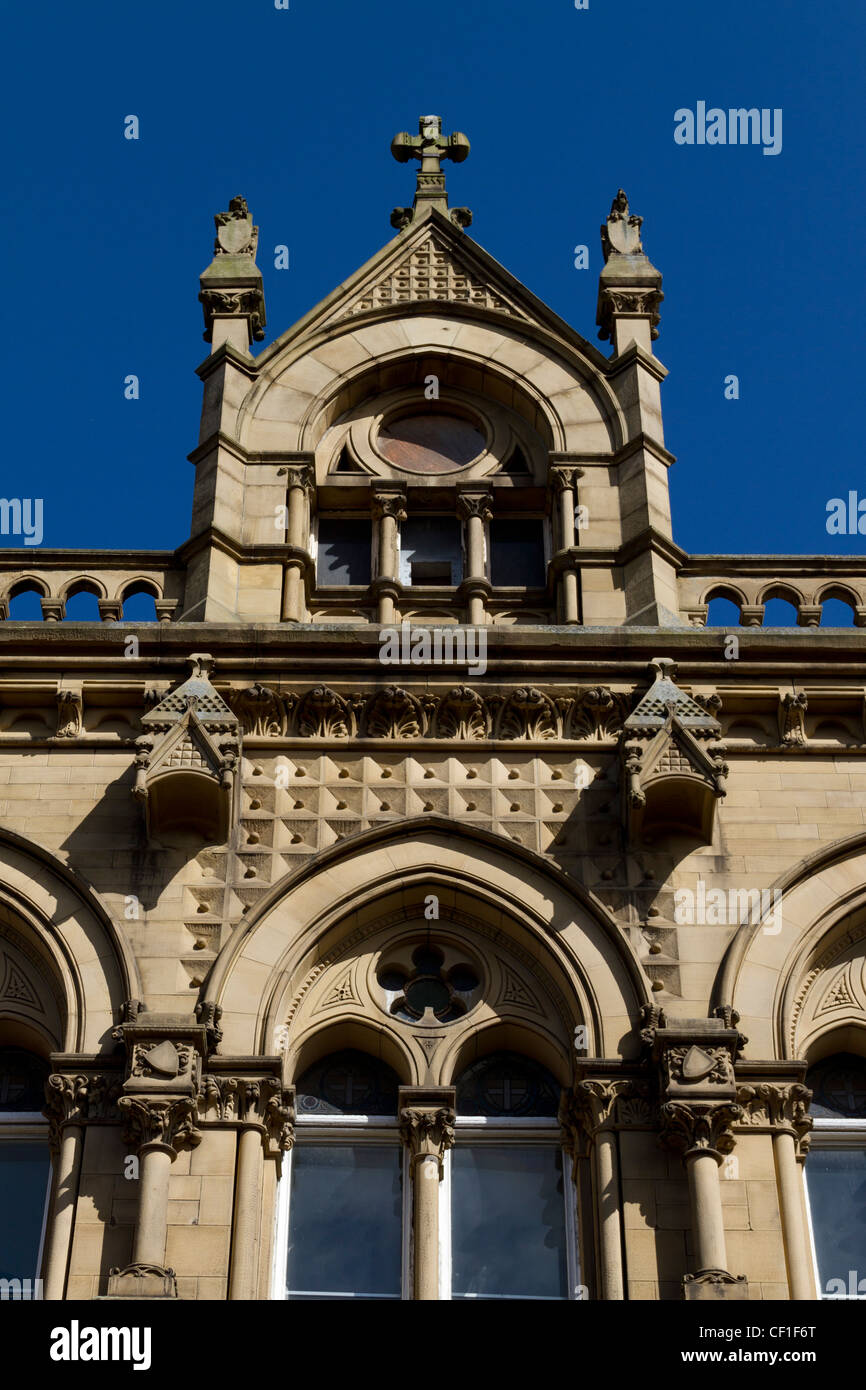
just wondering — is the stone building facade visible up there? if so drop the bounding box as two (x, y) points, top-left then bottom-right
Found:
(1, 117), (865, 1302)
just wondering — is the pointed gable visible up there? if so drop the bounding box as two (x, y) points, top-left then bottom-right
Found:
(134, 655), (239, 842)
(621, 659), (727, 843)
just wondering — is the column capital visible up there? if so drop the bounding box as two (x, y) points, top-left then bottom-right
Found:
(117, 1094), (202, 1158)
(736, 1081), (813, 1160)
(549, 465), (584, 493)
(561, 1077), (646, 1141)
(456, 489), (493, 521)
(43, 1064), (125, 1153)
(660, 1099), (742, 1162)
(371, 489), (407, 522)
(282, 462), (314, 494)
(199, 1073), (296, 1157)
(399, 1086), (455, 1176)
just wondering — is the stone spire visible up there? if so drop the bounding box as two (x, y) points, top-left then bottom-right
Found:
(199, 195), (267, 351)
(596, 189), (663, 353)
(390, 114), (472, 230)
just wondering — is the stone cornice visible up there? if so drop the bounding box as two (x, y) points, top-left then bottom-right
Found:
(194, 340), (260, 383)
(605, 342), (670, 385)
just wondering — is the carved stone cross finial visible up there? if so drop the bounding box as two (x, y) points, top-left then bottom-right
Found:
(390, 115), (472, 230)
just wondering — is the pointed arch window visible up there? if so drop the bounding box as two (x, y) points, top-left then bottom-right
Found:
(804, 1052), (866, 1299)
(272, 1047), (580, 1300)
(0, 1047), (51, 1294)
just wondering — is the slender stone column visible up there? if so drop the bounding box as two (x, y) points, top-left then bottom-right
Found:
(227, 1078), (295, 1301)
(372, 490), (406, 625)
(563, 1080), (625, 1300)
(685, 1147), (728, 1273)
(737, 1082), (815, 1300)
(457, 491), (492, 626)
(594, 1128), (625, 1300)
(774, 1129), (814, 1300)
(42, 1075), (90, 1301)
(230, 1127), (264, 1299)
(399, 1087), (455, 1301)
(134, 1145), (174, 1266)
(661, 1101), (741, 1279)
(281, 464), (313, 623)
(43, 1122), (84, 1299)
(550, 467), (583, 624)
(117, 1095), (201, 1272)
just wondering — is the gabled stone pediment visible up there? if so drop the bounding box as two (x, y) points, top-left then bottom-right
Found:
(133, 654), (239, 842)
(327, 217), (529, 324)
(621, 659), (727, 843)
(256, 207), (607, 370)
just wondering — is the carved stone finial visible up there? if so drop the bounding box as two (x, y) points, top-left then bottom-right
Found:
(390, 115), (471, 228)
(600, 189), (644, 262)
(597, 189), (663, 347)
(199, 196), (266, 346)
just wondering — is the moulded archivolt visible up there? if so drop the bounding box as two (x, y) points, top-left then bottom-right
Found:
(788, 920), (866, 1058)
(278, 902), (577, 1088)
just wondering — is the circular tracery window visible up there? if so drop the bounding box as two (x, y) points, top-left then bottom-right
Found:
(377, 412), (485, 474)
(376, 942), (481, 1023)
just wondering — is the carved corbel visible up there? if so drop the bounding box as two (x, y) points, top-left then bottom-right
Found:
(56, 687), (83, 739)
(779, 691), (808, 746)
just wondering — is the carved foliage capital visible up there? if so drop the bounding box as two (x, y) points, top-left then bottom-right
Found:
(198, 1075), (295, 1155)
(400, 1106), (455, 1174)
(736, 1082), (813, 1158)
(117, 1094), (202, 1156)
(660, 1100), (742, 1160)
(43, 1070), (123, 1151)
(284, 463), (314, 495)
(456, 492), (493, 522)
(550, 466), (584, 494)
(372, 492), (408, 522)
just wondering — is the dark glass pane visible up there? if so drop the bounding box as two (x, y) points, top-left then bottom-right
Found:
(317, 519), (371, 586)
(806, 1148), (866, 1296)
(399, 517), (462, 587)
(806, 1054), (866, 1118)
(295, 1050), (399, 1116)
(490, 519), (545, 587)
(0, 1048), (49, 1112)
(451, 1145), (568, 1300)
(456, 1052), (560, 1117)
(0, 1141), (50, 1281)
(287, 1145), (402, 1299)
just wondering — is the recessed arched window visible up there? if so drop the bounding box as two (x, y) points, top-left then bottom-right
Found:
(450, 1051), (575, 1301)
(273, 1045), (579, 1301)
(456, 1051), (560, 1117)
(295, 1049), (399, 1116)
(804, 1052), (866, 1298)
(277, 1050), (404, 1301)
(0, 1047), (51, 1291)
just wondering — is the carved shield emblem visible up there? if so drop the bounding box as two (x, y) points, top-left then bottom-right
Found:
(216, 215), (254, 256)
(606, 217), (642, 257)
(144, 1040), (181, 1078)
(681, 1045), (716, 1082)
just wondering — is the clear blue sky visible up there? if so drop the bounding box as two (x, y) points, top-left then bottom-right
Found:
(4, 0), (864, 558)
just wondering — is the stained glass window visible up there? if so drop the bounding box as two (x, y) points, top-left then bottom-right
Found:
(0, 1048), (49, 1112)
(456, 1051), (561, 1117)
(295, 1049), (399, 1116)
(806, 1053), (866, 1119)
